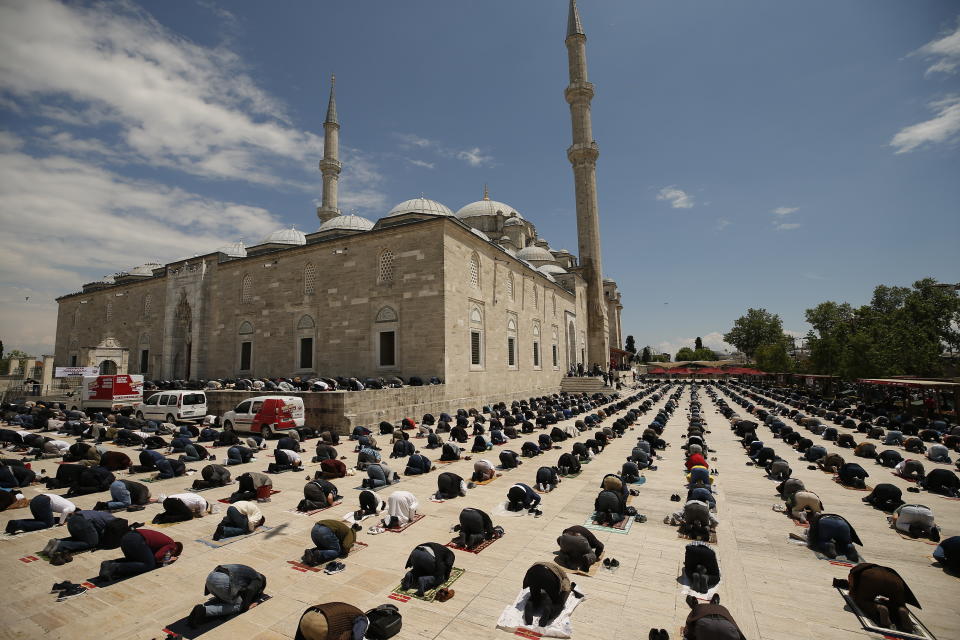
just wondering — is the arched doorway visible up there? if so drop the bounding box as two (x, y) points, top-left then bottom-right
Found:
(172, 293), (193, 380)
(99, 360), (117, 375)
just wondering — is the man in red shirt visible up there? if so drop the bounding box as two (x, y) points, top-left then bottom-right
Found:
(98, 528), (182, 582)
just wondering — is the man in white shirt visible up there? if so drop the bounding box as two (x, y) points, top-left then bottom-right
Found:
(213, 500), (265, 540)
(6, 493), (77, 533)
(152, 492), (209, 524)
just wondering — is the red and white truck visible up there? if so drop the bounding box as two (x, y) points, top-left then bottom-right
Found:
(75, 374), (144, 412)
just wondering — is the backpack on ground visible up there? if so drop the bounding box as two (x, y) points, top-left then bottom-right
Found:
(365, 603), (402, 639)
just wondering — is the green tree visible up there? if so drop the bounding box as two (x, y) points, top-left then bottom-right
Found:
(624, 335), (637, 355)
(692, 347), (717, 361)
(724, 308), (785, 357)
(694, 336), (703, 351)
(754, 341), (793, 372)
(640, 346), (651, 363)
(675, 347), (696, 361)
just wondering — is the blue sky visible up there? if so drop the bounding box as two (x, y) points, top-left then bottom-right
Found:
(1, 0), (958, 358)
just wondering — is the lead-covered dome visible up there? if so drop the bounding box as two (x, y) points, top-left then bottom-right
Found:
(216, 242), (247, 258)
(318, 213), (374, 233)
(456, 198), (523, 220)
(516, 245), (555, 263)
(383, 197), (454, 219)
(262, 227), (306, 245)
(129, 263), (161, 276)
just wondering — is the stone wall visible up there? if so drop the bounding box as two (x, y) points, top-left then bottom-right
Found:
(189, 381), (564, 435)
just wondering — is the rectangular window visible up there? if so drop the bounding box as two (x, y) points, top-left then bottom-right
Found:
(533, 342), (540, 367)
(299, 337), (314, 369)
(379, 331), (396, 367)
(139, 349), (149, 374)
(552, 344), (558, 367)
(70, 355), (77, 367)
(507, 337), (516, 367)
(240, 341), (252, 371)
(470, 331), (482, 366)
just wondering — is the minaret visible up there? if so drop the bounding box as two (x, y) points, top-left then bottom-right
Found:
(317, 75), (341, 224)
(565, 0), (609, 367)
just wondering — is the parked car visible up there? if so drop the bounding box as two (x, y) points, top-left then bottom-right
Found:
(221, 395), (304, 438)
(135, 390), (207, 424)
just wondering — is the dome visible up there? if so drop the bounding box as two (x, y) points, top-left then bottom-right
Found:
(456, 199), (523, 220)
(99, 274), (115, 285)
(384, 197), (454, 219)
(503, 216), (524, 227)
(470, 228), (491, 242)
(262, 227), (306, 245)
(128, 263), (161, 276)
(216, 242), (247, 258)
(603, 277), (616, 284)
(318, 213), (374, 233)
(516, 245), (555, 263)
(539, 264), (568, 275)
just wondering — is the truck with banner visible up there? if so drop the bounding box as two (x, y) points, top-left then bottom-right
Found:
(78, 374), (144, 411)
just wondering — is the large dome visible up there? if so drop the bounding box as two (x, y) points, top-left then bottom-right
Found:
(318, 213), (374, 233)
(516, 245), (555, 263)
(456, 199), (523, 220)
(383, 197), (454, 219)
(262, 227), (306, 245)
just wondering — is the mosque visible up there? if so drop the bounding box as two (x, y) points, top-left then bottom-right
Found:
(53, 0), (624, 402)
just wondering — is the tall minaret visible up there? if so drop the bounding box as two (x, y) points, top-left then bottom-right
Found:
(565, 0), (609, 367)
(317, 75), (341, 224)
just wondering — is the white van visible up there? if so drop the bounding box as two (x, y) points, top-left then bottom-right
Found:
(135, 390), (208, 424)
(221, 395), (305, 438)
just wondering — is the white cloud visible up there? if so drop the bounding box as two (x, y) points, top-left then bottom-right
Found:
(456, 147), (494, 167)
(0, 0), (327, 187)
(656, 186), (695, 209)
(912, 19), (960, 75)
(407, 158), (436, 170)
(0, 138), (285, 354)
(396, 133), (433, 149)
(890, 95), (960, 153)
(771, 206), (799, 216)
(773, 221), (801, 231)
(394, 133), (495, 168)
(715, 218), (731, 231)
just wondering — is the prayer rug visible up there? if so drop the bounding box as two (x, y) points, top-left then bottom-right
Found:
(429, 497), (446, 503)
(894, 529), (938, 546)
(352, 481), (398, 492)
(474, 474), (500, 486)
(832, 477), (872, 492)
(1, 526), (51, 542)
(436, 459), (458, 464)
(217, 489), (279, 504)
(493, 502), (532, 518)
(567, 553), (603, 577)
(185, 485), (229, 493)
(892, 471), (919, 483)
(446, 533), (503, 554)
(812, 550), (862, 567)
(583, 513), (633, 535)
(678, 574), (721, 602)
(629, 477), (647, 486)
(386, 512), (425, 533)
(286, 501), (342, 517)
(559, 471), (581, 479)
(836, 587), (935, 640)
(389, 567), (464, 603)
(287, 542), (369, 572)
(497, 585), (585, 638)
(195, 525), (274, 549)
(140, 476), (164, 483)
(161, 594), (272, 640)
(678, 530), (718, 544)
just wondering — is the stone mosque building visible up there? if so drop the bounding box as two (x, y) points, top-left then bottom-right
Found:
(53, 0), (624, 402)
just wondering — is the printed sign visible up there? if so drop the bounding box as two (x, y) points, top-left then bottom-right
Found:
(55, 367), (99, 377)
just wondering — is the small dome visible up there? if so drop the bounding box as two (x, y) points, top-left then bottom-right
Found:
(128, 263), (161, 276)
(603, 277), (616, 284)
(516, 245), (555, 263)
(503, 216), (524, 227)
(318, 213), (374, 233)
(540, 264), (568, 275)
(262, 227), (306, 245)
(470, 228), (491, 242)
(99, 274), (115, 285)
(384, 197), (454, 219)
(217, 242), (247, 258)
(456, 199), (523, 220)
(555, 249), (572, 255)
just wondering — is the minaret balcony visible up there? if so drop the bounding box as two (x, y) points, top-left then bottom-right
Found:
(567, 141), (599, 164)
(319, 159), (342, 173)
(564, 81), (594, 104)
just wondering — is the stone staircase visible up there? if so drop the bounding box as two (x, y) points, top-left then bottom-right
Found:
(559, 376), (607, 395)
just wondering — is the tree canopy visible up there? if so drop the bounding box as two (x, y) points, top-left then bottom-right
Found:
(694, 336), (703, 351)
(723, 308), (785, 357)
(640, 346), (651, 363)
(624, 335), (636, 354)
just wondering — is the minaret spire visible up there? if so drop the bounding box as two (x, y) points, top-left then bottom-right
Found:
(317, 74), (342, 224)
(564, 0), (609, 368)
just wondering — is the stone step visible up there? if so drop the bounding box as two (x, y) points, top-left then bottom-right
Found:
(559, 376), (606, 394)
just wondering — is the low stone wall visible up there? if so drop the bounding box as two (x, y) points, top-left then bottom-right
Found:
(196, 382), (564, 435)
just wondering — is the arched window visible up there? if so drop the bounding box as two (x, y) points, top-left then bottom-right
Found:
(378, 250), (395, 283)
(303, 263), (317, 295)
(551, 327), (559, 369)
(99, 360), (117, 375)
(506, 272), (515, 301)
(469, 305), (484, 369)
(506, 316), (518, 368)
(142, 294), (153, 318)
(105, 301), (113, 322)
(376, 306), (398, 323)
(532, 323), (541, 369)
(469, 253), (480, 289)
(297, 315), (315, 330)
(241, 274), (252, 303)
(238, 321), (254, 335)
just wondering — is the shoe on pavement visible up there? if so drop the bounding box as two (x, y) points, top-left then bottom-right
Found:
(55, 584), (86, 601)
(50, 580), (74, 594)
